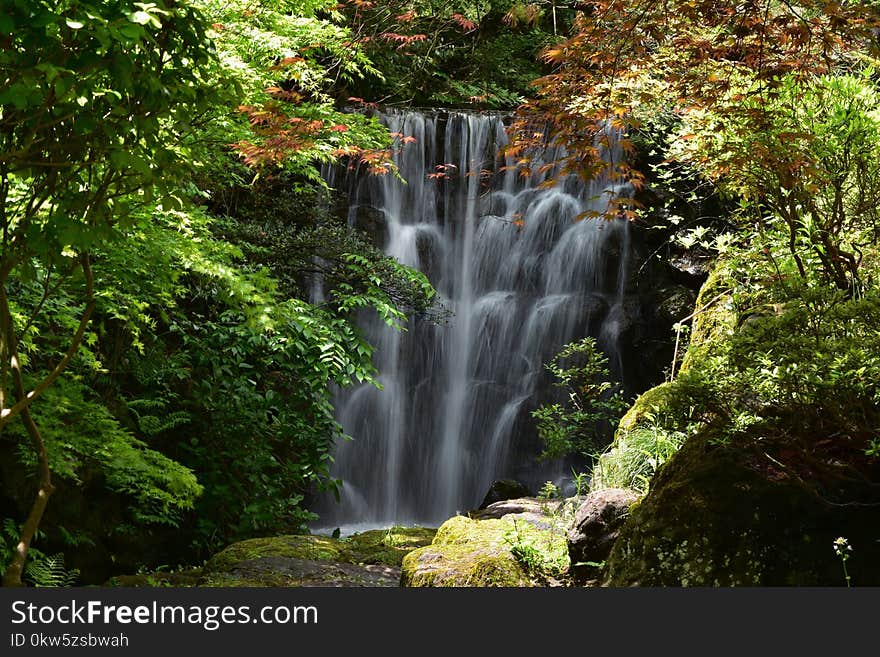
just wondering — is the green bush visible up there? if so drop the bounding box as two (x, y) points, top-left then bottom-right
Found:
(531, 337), (628, 461)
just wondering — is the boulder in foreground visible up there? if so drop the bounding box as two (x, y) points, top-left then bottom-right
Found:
(401, 512), (569, 587)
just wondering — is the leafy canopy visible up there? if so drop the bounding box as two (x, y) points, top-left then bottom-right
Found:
(668, 72), (880, 290)
(0, 0), (220, 255)
(508, 0), (880, 215)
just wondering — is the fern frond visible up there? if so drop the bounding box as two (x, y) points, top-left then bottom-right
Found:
(25, 553), (79, 587)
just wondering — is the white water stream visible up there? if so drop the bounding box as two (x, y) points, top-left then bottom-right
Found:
(318, 110), (630, 526)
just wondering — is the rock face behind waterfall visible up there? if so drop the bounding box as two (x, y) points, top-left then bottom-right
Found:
(478, 479), (534, 509)
(318, 109), (696, 528)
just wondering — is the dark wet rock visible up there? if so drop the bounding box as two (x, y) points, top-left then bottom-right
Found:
(656, 285), (699, 326)
(470, 497), (567, 531)
(567, 488), (640, 583)
(478, 479), (534, 509)
(352, 204), (388, 246)
(667, 248), (713, 286)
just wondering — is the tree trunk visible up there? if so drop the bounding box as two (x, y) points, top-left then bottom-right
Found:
(2, 461), (54, 587)
(2, 362), (54, 587)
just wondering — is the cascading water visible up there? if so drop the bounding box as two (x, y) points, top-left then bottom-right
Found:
(318, 109), (632, 528)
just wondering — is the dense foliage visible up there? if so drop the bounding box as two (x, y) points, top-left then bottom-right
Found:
(4, 0), (880, 587)
(508, 0), (880, 215)
(512, 3), (880, 519)
(0, 0), (435, 584)
(341, 1), (570, 108)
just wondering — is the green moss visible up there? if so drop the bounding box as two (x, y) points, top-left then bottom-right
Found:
(680, 264), (736, 373)
(615, 382), (679, 435)
(203, 526), (437, 578)
(401, 515), (568, 587)
(433, 515), (498, 545)
(205, 535), (348, 573)
(595, 261), (738, 495)
(200, 573), (289, 588)
(106, 570), (202, 587)
(603, 425), (880, 586)
(401, 543), (532, 587)
(341, 526), (438, 566)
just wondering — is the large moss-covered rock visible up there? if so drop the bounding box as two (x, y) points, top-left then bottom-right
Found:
(401, 514), (569, 587)
(204, 535), (346, 575)
(108, 570), (203, 587)
(201, 557), (401, 587)
(679, 262), (735, 373)
(604, 431), (880, 586)
(614, 262), (732, 436)
(198, 527), (436, 587)
(342, 526), (439, 565)
(615, 382), (679, 434)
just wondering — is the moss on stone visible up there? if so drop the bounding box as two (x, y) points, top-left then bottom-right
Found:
(204, 526), (436, 576)
(615, 382), (679, 435)
(106, 570), (202, 587)
(342, 526), (437, 566)
(594, 260), (737, 495)
(433, 515), (494, 545)
(200, 556), (402, 587)
(200, 572), (290, 588)
(205, 535), (348, 574)
(598, 258), (880, 586)
(679, 263), (736, 373)
(401, 543), (532, 587)
(401, 515), (568, 587)
(603, 428), (880, 586)
(198, 526), (437, 587)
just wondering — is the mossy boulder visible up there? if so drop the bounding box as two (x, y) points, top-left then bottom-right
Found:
(107, 570), (203, 587)
(201, 557), (401, 587)
(615, 382), (679, 435)
(342, 526), (438, 565)
(401, 514), (569, 587)
(603, 430), (880, 586)
(615, 262), (733, 437)
(204, 535), (346, 574)
(679, 262), (736, 373)
(197, 526), (436, 587)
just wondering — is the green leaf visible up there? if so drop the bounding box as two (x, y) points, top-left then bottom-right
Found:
(128, 11), (153, 25)
(53, 77), (72, 99)
(118, 24), (143, 40)
(66, 19), (85, 29)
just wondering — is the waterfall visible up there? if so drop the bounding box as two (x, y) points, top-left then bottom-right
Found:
(317, 110), (631, 528)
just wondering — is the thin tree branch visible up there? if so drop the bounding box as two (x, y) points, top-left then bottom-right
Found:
(0, 254), (94, 429)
